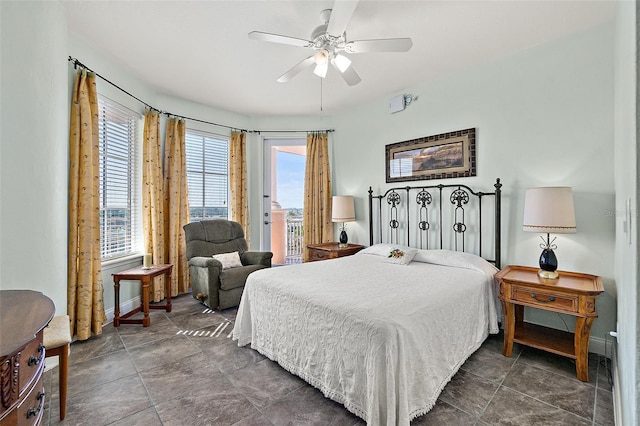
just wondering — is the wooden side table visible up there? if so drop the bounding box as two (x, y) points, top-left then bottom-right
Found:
(496, 265), (603, 382)
(307, 242), (364, 262)
(113, 264), (173, 327)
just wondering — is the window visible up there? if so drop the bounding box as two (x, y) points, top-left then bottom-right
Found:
(98, 97), (139, 260)
(186, 130), (229, 221)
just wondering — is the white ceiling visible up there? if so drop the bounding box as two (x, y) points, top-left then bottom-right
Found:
(61, 0), (615, 117)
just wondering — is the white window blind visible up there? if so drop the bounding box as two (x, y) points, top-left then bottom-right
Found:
(186, 130), (229, 221)
(98, 97), (139, 259)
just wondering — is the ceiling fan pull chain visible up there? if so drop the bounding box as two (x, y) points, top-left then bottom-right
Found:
(320, 78), (323, 112)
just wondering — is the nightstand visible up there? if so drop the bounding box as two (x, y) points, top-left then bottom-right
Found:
(307, 242), (364, 262)
(496, 265), (603, 382)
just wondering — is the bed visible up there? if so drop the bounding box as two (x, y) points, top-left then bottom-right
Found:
(233, 179), (503, 425)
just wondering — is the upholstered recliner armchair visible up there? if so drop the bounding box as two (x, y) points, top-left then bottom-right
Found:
(183, 219), (273, 309)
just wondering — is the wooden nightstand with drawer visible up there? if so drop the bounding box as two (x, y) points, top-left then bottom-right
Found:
(496, 265), (603, 382)
(307, 243), (364, 262)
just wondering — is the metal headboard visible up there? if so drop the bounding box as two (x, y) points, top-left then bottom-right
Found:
(368, 178), (502, 268)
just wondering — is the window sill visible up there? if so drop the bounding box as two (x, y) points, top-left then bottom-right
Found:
(101, 254), (143, 271)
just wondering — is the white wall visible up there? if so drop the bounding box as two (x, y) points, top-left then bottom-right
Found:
(0, 2), (69, 313)
(332, 23), (617, 348)
(613, 1), (638, 424)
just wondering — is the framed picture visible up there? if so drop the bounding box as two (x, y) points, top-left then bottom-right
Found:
(385, 128), (476, 183)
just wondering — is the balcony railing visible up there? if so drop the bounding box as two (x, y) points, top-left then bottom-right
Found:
(285, 217), (303, 264)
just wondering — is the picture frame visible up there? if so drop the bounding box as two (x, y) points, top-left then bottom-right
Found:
(385, 128), (476, 183)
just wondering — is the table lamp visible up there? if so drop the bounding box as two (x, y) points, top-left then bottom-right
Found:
(332, 196), (355, 248)
(523, 187), (576, 279)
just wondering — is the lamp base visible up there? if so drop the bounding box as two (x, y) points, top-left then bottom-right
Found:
(538, 243), (559, 280)
(538, 269), (559, 279)
(339, 228), (348, 248)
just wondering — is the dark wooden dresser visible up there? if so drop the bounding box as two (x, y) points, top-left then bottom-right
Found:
(0, 290), (55, 426)
(307, 242), (364, 262)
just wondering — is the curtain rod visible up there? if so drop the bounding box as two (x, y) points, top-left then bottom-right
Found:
(68, 57), (334, 135)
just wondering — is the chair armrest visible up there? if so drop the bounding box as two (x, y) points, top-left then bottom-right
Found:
(187, 257), (223, 307)
(241, 251), (273, 268)
(188, 256), (223, 270)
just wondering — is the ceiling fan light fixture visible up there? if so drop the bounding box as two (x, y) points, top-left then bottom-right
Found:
(313, 62), (329, 78)
(333, 53), (351, 72)
(249, 2), (412, 86)
(313, 49), (329, 65)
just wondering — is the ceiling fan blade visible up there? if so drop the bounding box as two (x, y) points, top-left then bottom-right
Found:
(326, 1), (359, 38)
(331, 60), (361, 86)
(277, 56), (316, 83)
(248, 31), (312, 48)
(345, 38), (413, 53)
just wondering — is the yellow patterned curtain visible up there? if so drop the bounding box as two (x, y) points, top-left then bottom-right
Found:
(229, 131), (250, 245)
(302, 132), (332, 261)
(67, 69), (106, 340)
(163, 118), (190, 295)
(142, 110), (166, 301)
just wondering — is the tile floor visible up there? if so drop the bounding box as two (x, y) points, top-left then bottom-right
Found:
(41, 294), (615, 425)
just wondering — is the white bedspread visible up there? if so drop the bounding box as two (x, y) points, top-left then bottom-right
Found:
(233, 249), (499, 425)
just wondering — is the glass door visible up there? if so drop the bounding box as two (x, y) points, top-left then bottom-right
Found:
(262, 138), (306, 265)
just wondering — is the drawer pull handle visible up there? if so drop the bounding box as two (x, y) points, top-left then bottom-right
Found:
(26, 391), (45, 419)
(531, 293), (556, 303)
(28, 344), (45, 366)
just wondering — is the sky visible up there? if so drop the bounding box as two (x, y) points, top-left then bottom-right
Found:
(276, 150), (305, 209)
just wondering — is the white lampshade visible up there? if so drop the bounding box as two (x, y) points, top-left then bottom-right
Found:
(332, 196), (355, 223)
(523, 187), (576, 234)
(333, 54), (352, 73)
(313, 49), (329, 65)
(313, 62), (328, 78)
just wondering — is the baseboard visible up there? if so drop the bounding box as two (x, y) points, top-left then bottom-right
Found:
(589, 336), (607, 356)
(44, 357), (59, 372)
(611, 339), (621, 425)
(104, 295), (140, 324)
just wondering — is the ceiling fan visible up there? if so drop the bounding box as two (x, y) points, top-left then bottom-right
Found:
(248, 1), (412, 86)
